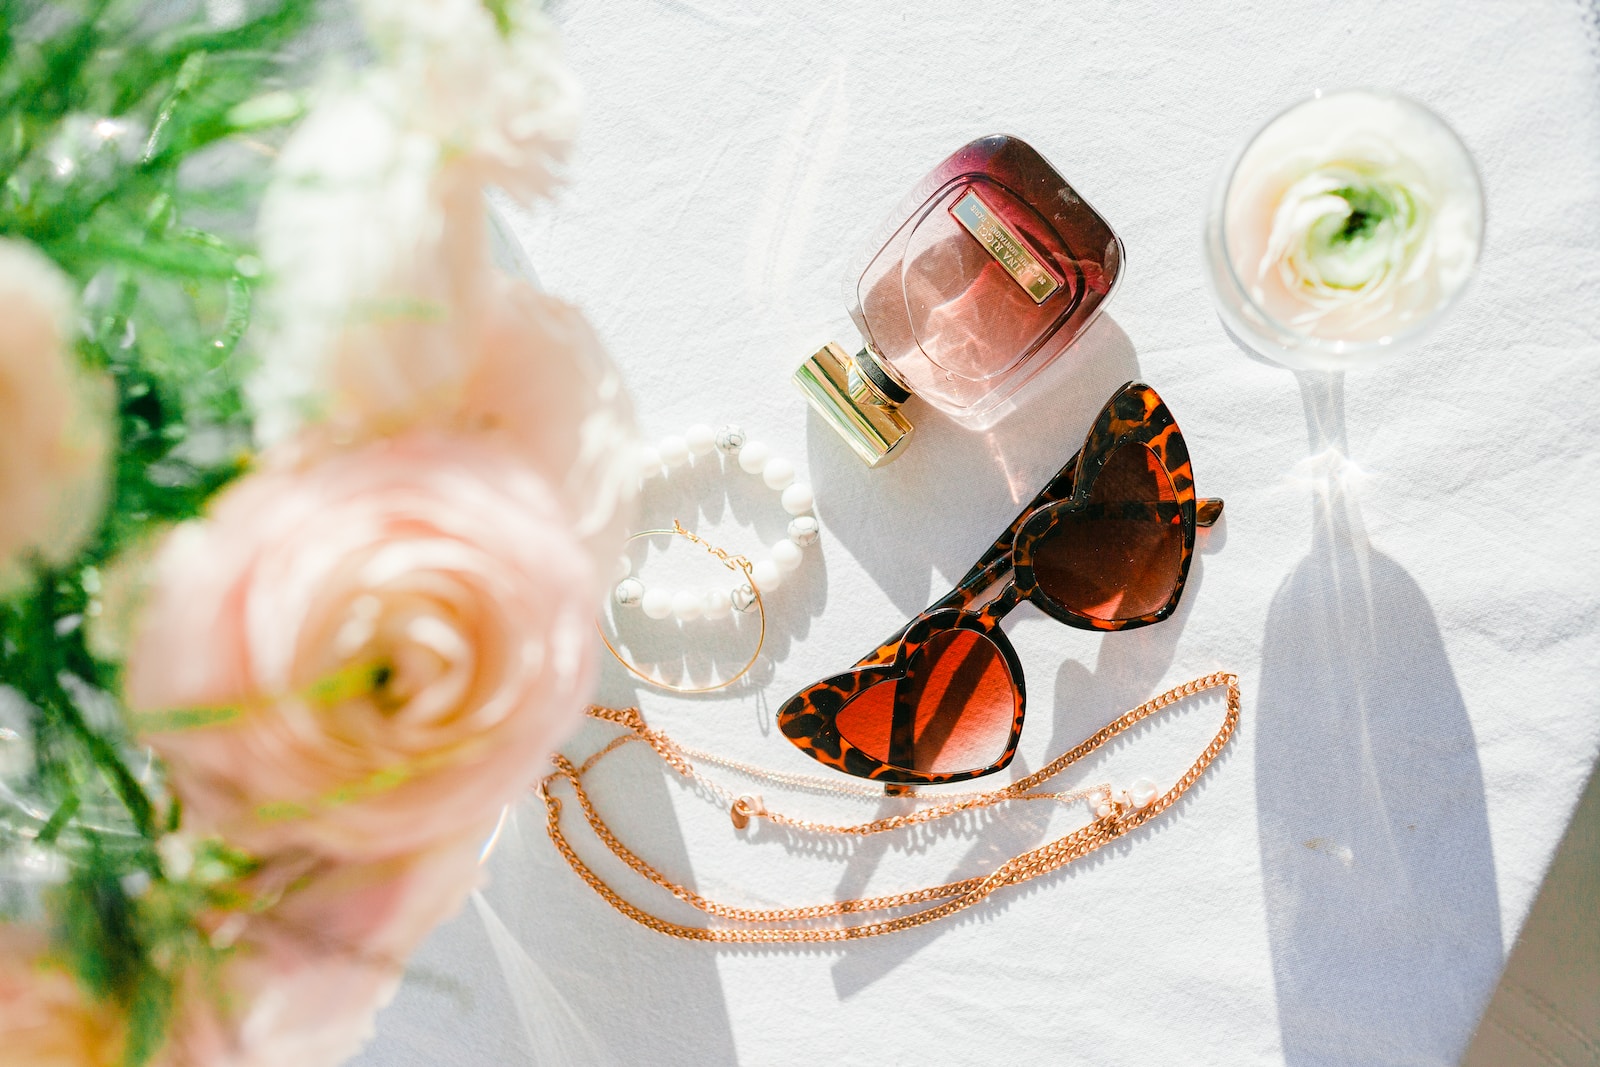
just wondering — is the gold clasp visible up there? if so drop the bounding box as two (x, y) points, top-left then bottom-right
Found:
(729, 794), (765, 830)
(673, 519), (753, 575)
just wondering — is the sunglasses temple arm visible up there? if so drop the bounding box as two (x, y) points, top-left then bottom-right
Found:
(1197, 498), (1224, 527)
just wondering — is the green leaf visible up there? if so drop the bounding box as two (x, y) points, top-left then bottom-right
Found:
(226, 89), (303, 131)
(35, 792), (82, 846)
(483, 0), (515, 38)
(0, 2), (320, 1055)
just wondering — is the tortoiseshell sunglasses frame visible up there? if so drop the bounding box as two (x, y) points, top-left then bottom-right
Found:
(777, 381), (1224, 785)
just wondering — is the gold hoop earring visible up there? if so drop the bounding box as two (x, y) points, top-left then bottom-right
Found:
(598, 520), (766, 694)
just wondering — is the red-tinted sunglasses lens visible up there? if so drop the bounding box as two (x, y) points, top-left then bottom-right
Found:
(1032, 442), (1183, 621)
(834, 628), (1018, 776)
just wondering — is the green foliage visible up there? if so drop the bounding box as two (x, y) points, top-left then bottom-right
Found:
(0, 1), (315, 1060)
(483, 0), (515, 38)
(1328, 183), (1410, 245)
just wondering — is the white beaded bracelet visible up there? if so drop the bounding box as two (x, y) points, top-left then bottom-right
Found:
(615, 423), (819, 622)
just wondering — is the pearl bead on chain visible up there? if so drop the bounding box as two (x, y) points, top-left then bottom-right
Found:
(1090, 778), (1161, 818)
(615, 423), (819, 622)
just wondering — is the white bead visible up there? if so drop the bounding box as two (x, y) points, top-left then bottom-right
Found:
(703, 587), (732, 619)
(659, 435), (690, 467)
(671, 589), (703, 621)
(641, 588), (674, 620)
(1095, 802), (1114, 819)
(685, 423), (716, 456)
(781, 482), (814, 515)
(1130, 777), (1160, 808)
(738, 440), (769, 474)
(751, 559), (781, 592)
(787, 515), (819, 546)
(731, 584), (757, 612)
(715, 424), (746, 454)
(636, 445), (663, 480)
(762, 457), (795, 490)
(614, 578), (644, 607)
(771, 539), (803, 572)
(613, 555), (632, 583)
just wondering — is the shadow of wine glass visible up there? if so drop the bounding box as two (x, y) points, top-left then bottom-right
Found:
(1255, 371), (1502, 1066)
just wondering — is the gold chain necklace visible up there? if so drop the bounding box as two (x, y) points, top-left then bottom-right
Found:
(539, 671), (1240, 942)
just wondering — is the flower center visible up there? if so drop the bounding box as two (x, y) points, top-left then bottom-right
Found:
(1297, 178), (1418, 291)
(369, 661), (402, 713)
(1256, 164), (1433, 323)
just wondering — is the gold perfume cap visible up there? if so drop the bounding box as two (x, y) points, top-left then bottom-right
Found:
(792, 343), (913, 468)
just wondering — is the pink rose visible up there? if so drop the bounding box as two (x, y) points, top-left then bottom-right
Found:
(456, 275), (636, 587)
(257, 265), (636, 602)
(0, 924), (124, 1065)
(123, 433), (596, 861)
(160, 830), (490, 1067)
(316, 273), (638, 582)
(0, 238), (110, 587)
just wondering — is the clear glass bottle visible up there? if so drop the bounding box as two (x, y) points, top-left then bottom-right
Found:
(795, 134), (1124, 466)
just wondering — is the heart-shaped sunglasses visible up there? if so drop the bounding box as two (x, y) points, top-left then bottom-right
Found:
(778, 381), (1223, 784)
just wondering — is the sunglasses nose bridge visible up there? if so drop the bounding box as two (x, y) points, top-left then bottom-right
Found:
(978, 579), (1025, 623)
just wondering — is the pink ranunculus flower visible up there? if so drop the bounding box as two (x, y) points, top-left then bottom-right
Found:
(0, 238), (111, 588)
(0, 924), (125, 1065)
(122, 433), (596, 861)
(160, 829), (491, 1067)
(456, 274), (636, 592)
(262, 270), (636, 603)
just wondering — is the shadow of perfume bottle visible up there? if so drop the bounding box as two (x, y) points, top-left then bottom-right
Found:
(808, 313), (1143, 618)
(1255, 371), (1502, 1066)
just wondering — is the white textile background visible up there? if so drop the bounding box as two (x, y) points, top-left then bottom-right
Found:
(353, 2), (1600, 1065)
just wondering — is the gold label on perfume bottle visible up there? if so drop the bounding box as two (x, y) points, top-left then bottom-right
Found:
(949, 190), (1059, 304)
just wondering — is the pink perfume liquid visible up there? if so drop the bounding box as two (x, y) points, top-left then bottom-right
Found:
(849, 136), (1122, 420)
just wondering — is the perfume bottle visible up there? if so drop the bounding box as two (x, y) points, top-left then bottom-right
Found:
(795, 134), (1124, 466)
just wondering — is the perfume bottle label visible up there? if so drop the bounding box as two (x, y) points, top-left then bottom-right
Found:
(949, 190), (1059, 304)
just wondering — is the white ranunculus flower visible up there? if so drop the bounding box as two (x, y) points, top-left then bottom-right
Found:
(355, 0), (578, 199)
(247, 0), (579, 446)
(1223, 91), (1481, 346)
(247, 2), (635, 587)
(247, 84), (485, 448)
(0, 239), (110, 586)
(248, 87), (635, 581)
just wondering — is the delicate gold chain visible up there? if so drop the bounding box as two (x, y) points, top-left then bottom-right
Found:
(662, 739), (1109, 836)
(671, 739), (1094, 807)
(596, 521), (765, 694)
(539, 672), (1240, 942)
(669, 518), (753, 573)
